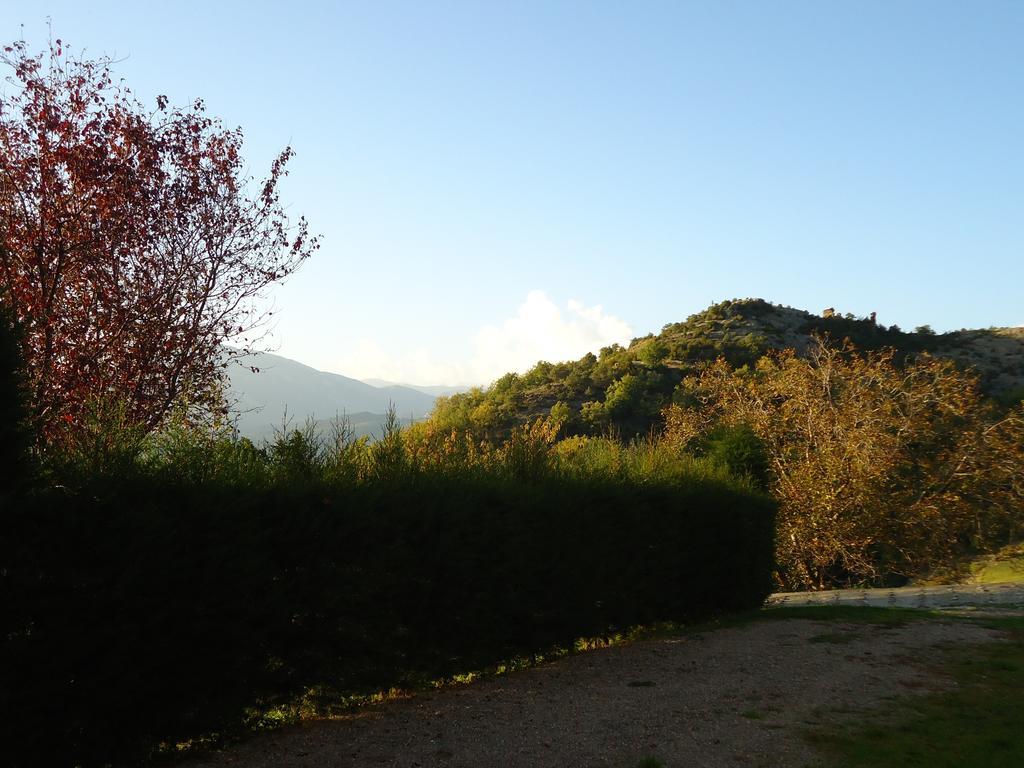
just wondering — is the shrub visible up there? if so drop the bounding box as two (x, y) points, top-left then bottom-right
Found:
(1, 440), (774, 767)
(702, 423), (770, 490)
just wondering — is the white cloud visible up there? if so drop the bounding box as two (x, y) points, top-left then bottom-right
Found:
(469, 290), (633, 383)
(329, 290), (634, 386)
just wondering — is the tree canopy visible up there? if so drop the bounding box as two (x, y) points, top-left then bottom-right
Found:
(665, 340), (1024, 589)
(0, 38), (318, 445)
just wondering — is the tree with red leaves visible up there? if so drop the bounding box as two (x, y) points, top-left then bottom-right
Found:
(0, 38), (318, 446)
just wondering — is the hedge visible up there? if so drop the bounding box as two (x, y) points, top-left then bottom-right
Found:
(1, 471), (774, 767)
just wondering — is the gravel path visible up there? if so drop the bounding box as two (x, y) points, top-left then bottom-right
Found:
(183, 609), (1009, 768)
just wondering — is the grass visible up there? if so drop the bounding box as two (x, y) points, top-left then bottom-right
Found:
(971, 543), (1024, 584)
(777, 607), (1024, 767)
(975, 559), (1024, 584)
(917, 541), (1024, 586)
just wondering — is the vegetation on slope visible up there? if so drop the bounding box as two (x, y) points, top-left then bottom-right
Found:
(421, 301), (1024, 591)
(425, 298), (1024, 443)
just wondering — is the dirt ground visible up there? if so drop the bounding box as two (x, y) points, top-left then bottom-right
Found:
(182, 617), (1005, 768)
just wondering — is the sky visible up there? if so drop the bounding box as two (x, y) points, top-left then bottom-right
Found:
(5, 2), (1023, 385)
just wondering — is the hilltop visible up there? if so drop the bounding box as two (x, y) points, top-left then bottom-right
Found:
(661, 299), (1024, 392)
(425, 299), (1024, 440)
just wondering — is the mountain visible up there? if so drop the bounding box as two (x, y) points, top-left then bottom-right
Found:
(362, 378), (470, 398)
(225, 351), (437, 442)
(426, 298), (1024, 440)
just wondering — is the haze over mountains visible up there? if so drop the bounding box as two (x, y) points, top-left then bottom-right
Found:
(226, 351), (444, 441)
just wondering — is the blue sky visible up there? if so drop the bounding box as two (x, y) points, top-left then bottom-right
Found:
(6, 2), (1023, 384)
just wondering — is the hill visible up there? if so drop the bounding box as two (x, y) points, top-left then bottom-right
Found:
(362, 379), (470, 398)
(226, 351), (436, 442)
(659, 299), (1024, 393)
(425, 298), (1024, 440)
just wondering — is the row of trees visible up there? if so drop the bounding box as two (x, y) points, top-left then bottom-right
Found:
(1, 38), (316, 447)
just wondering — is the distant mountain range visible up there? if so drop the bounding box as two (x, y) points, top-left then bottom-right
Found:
(225, 351), (444, 442)
(360, 379), (470, 398)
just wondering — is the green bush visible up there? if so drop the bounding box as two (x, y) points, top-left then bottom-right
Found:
(702, 423), (770, 490)
(1, 439), (774, 768)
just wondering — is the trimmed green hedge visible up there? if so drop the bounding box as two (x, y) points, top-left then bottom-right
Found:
(2, 473), (774, 767)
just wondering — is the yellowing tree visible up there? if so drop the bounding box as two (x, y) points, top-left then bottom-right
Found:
(665, 339), (1024, 589)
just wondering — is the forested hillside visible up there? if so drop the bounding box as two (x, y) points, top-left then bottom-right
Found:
(425, 298), (1024, 441)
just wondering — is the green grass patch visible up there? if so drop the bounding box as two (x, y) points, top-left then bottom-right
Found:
(972, 547), (1024, 584)
(975, 561), (1024, 584)
(805, 616), (1024, 767)
(920, 542), (1024, 586)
